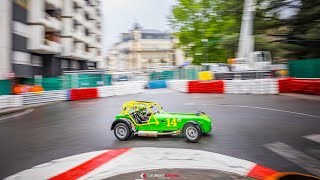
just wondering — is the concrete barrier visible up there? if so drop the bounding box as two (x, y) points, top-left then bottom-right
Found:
(0, 95), (23, 109)
(147, 80), (167, 89)
(98, 81), (146, 98)
(167, 80), (189, 92)
(224, 79), (278, 95)
(22, 90), (68, 105)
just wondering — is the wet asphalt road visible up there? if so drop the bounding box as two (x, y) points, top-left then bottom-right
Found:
(0, 89), (319, 179)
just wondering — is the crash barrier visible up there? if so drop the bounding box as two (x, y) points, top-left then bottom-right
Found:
(0, 95), (23, 109)
(278, 78), (320, 95)
(69, 88), (98, 101)
(290, 79), (320, 95)
(147, 80), (167, 89)
(22, 90), (68, 105)
(278, 78), (292, 93)
(168, 79), (278, 94)
(188, 80), (224, 93)
(224, 79), (279, 94)
(98, 81), (146, 97)
(166, 80), (189, 92)
(198, 71), (213, 81)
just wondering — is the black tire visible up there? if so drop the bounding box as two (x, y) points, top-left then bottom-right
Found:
(183, 124), (202, 143)
(114, 123), (131, 141)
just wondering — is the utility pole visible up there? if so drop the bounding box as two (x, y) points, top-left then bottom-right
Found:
(237, 0), (256, 65)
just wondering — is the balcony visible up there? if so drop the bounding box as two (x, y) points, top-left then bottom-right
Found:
(84, 6), (96, 20)
(88, 0), (98, 6)
(28, 0), (62, 31)
(61, 18), (72, 36)
(74, 8), (85, 24)
(85, 48), (96, 60)
(73, 0), (86, 9)
(46, 0), (62, 9)
(74, 9), (92, 29)
(73, 25), (85, 41)
(28, 25), (62, 54)
(43, 13), (62, 31)
(62, 0), (73, 17)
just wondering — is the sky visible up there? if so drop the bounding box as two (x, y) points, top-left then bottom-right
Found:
(102, 0), (177, 52)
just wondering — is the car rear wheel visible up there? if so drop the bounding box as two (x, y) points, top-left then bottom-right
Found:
(114, 123), (131, 141)
(184, 124), (202, 143)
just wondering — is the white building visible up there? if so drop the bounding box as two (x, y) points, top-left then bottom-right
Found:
(0, 0), (103, 79)
(106, 24), (184, 72)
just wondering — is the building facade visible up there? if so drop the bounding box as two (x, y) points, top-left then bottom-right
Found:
(0, 0), (103, 79)
(106, 24), (184, 72)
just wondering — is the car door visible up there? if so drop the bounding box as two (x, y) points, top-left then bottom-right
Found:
(148, 114), (179, 132)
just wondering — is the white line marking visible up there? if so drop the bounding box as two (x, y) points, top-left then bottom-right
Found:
(184, 103), (320, 118)
(0, 109), (34, 121)
(265, 142), (320, 176)
(304, 134), (320, 144)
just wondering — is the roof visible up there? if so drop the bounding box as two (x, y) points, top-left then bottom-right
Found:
(122, 101), (160, 107)
(124, 101), (157, 105)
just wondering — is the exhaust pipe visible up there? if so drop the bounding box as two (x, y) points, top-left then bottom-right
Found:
(137, 131), (158, 137)
(137, 131), (181, 137)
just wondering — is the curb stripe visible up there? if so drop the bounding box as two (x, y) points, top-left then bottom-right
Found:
(49, 148), (131, 180)
(247, 164), (279, 180)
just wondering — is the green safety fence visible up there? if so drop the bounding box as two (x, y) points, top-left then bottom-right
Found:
(20, 74), (113, 91)
(289, 59), (320, 78)
(149, 68), (200, 81)
(0, 80), (11, 95)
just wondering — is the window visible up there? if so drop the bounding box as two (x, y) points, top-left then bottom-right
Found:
(71, 61), (80, 69)
(31, 55), (43, 67)
(85, 44), (90, 52)
(61, 60), (69, 68)
(85, 28), (89, 36)
(85, 12), (89, 20)
(13, 51), (31, 65)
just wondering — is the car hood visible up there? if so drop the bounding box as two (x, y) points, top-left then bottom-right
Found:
(155, 112), (212, 123)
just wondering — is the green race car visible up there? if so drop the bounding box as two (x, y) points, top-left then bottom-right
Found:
(111, 101), (212, 143)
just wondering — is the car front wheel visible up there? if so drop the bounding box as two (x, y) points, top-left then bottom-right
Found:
(184, 124), (202, 143)
(114, 123), (131, 141)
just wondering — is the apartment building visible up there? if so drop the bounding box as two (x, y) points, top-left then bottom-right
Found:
(106, 24), (184, 72)
(0, 0), (103, 79)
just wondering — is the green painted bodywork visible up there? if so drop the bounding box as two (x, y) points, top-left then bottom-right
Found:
(115, 104), (212, 133)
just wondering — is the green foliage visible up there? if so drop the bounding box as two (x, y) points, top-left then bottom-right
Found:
(172, 0), (320, 63)
(255, 0), (320, 60)
(170, 0), (243, 64)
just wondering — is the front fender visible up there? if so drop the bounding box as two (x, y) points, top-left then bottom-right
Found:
(111, 118), (134, 133)
(182, 121), (200, 131)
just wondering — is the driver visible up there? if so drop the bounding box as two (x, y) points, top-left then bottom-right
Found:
(138, 107), (149, 122)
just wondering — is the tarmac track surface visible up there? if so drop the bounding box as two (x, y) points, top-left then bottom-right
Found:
(0, 89), (319, 178)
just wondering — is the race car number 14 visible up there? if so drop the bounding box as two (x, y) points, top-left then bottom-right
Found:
(166, 118), (178, 127)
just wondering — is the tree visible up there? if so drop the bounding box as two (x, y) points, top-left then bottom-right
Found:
(170, 0), (243, 64)
(255, 0), (320, 60)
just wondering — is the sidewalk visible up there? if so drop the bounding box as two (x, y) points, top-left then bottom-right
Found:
(0, 101), (63, 116)
(280, 93), (320, 101)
